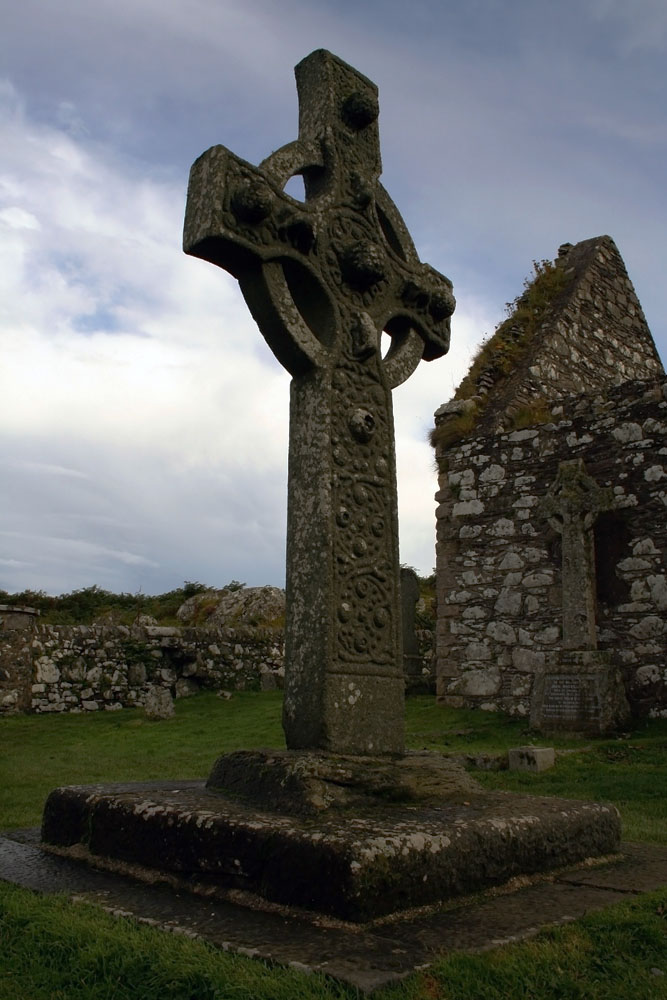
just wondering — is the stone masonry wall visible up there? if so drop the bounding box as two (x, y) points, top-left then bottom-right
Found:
(435, 378), (667, 720)
(0, 619), (284, 715)
(523, 237), (663, 400)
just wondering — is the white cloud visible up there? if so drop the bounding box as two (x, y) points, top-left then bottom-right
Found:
(0, 206), (40, 230)
(15, 462), (91, 480)
(1, 0), (664, 595)
(591, 0), (667, 52)
(0, 80), (291, 594)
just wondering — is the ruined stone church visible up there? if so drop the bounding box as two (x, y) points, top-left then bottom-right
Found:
(432, 235), (667, 726)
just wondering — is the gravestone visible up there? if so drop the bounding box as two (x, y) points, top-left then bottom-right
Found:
(531, 459), (631, 733)
(400, 566), (429, 691)
(0, 605), (37, 714)
(41, 51), (621, 927)
(184, 49), (454, 752)
(143, 686), (175, 720)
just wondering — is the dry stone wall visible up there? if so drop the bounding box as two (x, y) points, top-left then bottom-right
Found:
(0, 607), (35, 713)
(435, 378), (667, 720)
(0, 618), (284, 715)
(0, 591), (433, 716)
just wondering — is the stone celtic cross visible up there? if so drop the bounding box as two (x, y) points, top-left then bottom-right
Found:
(184, 50), (454, 754)
(540, 459), (613, 651)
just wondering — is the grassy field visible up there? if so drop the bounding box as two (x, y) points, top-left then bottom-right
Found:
(1, 693), (666, 999)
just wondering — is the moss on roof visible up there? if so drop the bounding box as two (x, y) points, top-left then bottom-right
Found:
(430, 257), (572, 452)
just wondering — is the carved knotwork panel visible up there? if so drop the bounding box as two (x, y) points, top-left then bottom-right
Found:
(330, 351), (399, 672)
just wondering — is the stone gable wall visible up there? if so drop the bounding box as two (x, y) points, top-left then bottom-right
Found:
(455, 237), (664, 437)
(524, 237), (662, 400)
(435, 378), (667, 719)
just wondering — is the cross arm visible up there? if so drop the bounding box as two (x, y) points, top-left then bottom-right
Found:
(183, 144), (330, 375)
(184, 144), (288, 277)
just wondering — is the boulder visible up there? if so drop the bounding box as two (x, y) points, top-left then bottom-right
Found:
(176, 586), (285, 628)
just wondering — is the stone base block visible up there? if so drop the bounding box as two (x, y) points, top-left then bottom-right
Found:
(206, 749), (482, 814)
(42, 767), (621, 922)
(508, 747), (555, 773)
(319, 672), (406, 754)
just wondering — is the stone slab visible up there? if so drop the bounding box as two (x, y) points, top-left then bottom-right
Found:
(2, 831), (666, 993)
(530, 652), (631, 736)
(205, 748), (482, 814)
(41, 778), (620, 922)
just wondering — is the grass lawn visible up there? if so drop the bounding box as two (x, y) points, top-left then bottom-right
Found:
(1, 692), (666, 999)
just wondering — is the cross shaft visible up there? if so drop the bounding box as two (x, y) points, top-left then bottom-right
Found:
(541, 459), (613, 651)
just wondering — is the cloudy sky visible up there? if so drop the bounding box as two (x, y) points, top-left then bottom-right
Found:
(1, 0), (665, 597)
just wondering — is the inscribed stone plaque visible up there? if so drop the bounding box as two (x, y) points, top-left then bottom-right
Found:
(530, 651), (630, 735)
(540, 674), (600, 724)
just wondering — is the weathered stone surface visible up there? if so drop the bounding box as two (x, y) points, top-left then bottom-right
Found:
(41, 779), (621, 922)
(176, 586), (285, 626)
(184, 49), (454, 754)
(175, 677), (200, 698)
(0, 605), (38, 714)
(539, 459), (612, 651)
(207, 749), (480, 815)
(400, 567), (433, 692)
(450, 666), (501, 698)
(3, 621), (288, 717)
(143, 687), (175, 720)
(434, 376), (667, 721)
(433, 232), (666, 722)
(530, 652), (631, 735)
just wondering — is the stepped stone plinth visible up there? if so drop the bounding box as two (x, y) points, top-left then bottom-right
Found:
(42, 758), (620, 922)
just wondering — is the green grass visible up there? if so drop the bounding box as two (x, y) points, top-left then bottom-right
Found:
(2, 693), (667, 998)
(475, 741), (667, 844)
(1, 881), (665, 1000)
(383, 890), (667, 1000)
(0, 882), (351, 1000)
(0, 691), (285, 830)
